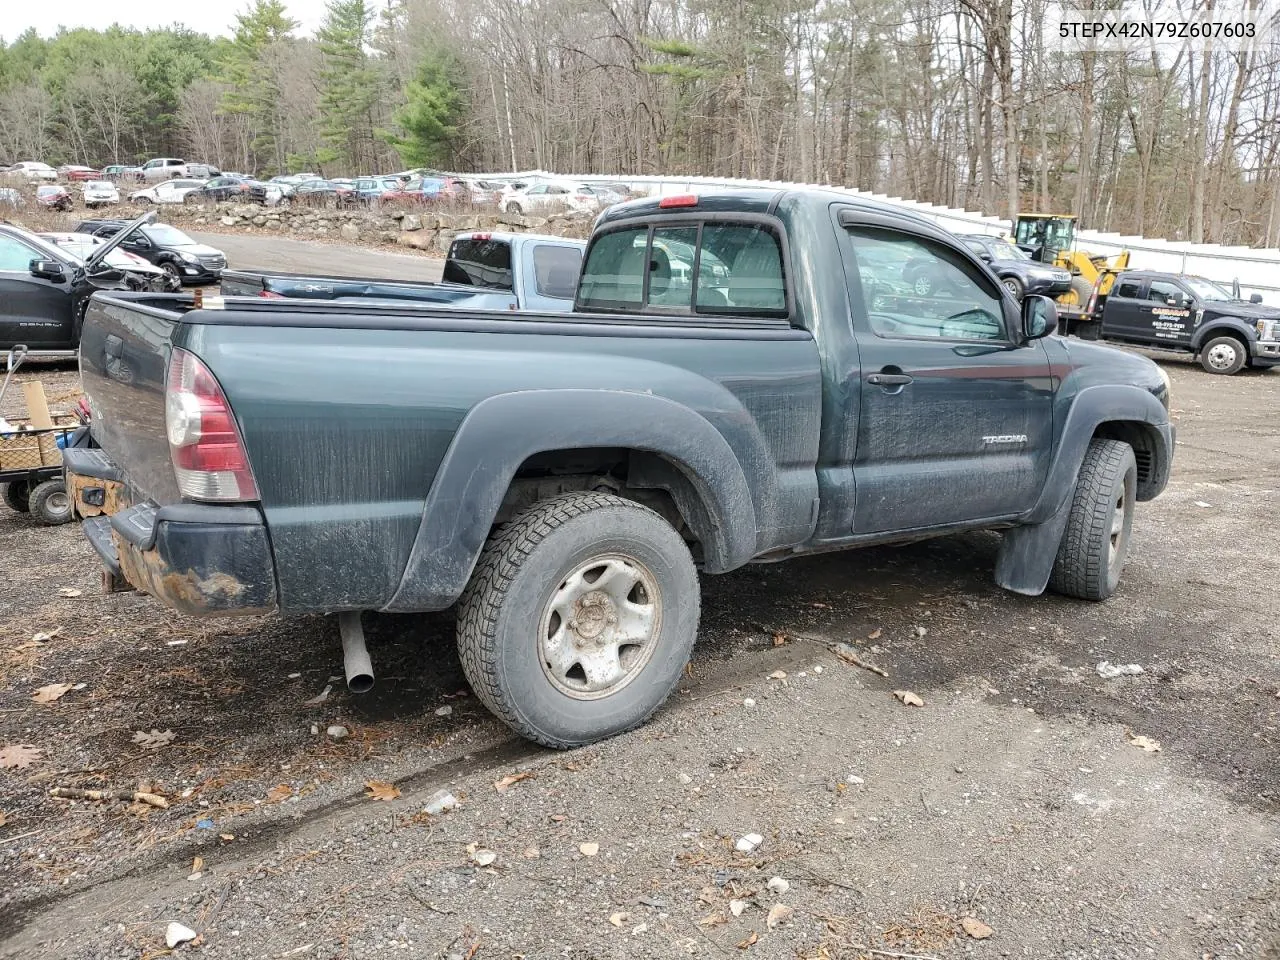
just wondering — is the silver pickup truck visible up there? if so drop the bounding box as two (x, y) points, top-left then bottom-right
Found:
(220, 232), (586, 313)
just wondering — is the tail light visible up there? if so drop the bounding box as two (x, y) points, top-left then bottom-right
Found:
(1085, 280), (1100, 319)
(574, 193), (591, 201)
(165, 348), (259, 502)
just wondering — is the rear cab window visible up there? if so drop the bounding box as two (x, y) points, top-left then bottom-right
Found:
(576, 220), (787, 317)
(443, 237), (514, 290)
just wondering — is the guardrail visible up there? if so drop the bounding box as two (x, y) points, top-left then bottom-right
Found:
(471, 168), (1280, 299)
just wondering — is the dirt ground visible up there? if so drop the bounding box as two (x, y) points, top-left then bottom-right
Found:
(1, 255), (1277, 958)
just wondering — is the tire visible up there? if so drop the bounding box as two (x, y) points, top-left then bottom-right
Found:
(1048, 439), (1137, 601)
(1199, 335), (1247, 375)
(161, 261), (182, 285)
(2, 480), (30, 513)
(1069, 276), (1093, 309)
(507, 201), (523, 215)
(456, 492), (700, 749)
(1002, 275), (1025, 300)
(28, 479), (74, 526)
(911, 272), (935, 296)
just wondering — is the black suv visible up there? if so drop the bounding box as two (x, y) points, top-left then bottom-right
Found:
(74, 219), (227, 286)
(183, 175), (268, 205)
(955, 234), (1073, 300)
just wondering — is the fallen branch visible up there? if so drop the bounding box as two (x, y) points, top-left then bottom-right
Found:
(832, 643), (889, 678)
(852, 948), (942, 960)
(49, 787), (169, 808)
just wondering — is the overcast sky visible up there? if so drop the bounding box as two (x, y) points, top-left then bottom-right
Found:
(2, 0), (331, 42)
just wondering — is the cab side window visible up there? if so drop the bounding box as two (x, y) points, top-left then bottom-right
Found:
(846, 228), (1007, 341)
(1148, 280), (1185, 305)
(1114, 279), (1141, 299)
(0, 235), (40, 271)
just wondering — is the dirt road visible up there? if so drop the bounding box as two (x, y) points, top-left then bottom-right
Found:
(186, 231), (445, 281)
(0, 238), (1276, 958)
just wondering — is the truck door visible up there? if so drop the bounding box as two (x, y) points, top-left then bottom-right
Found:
(839, 220), (1053, 533)
(1138, 279), (1196, 347)
(1098, 275), (1146, 342)
(0, 233), (75, 349)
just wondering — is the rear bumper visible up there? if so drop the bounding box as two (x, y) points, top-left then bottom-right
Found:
(65, 447), (276, 617)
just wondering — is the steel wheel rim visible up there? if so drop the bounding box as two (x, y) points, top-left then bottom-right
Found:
(45, 491), (70, 516)
(1207, 343), (1237, 370)
(1108, 489), (1127, 569)
(539, 554), (662, 700)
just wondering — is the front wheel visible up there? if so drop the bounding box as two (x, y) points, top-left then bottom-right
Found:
(456, 492), (700, 748)
(28, 479), (74, 526)
(161, 262), (182, 286)
(1002, 275), (1025, 300)
(1200, 335), (1247, 375)
(506, 201), (523, 215)
(1049, 438), (1136, 601)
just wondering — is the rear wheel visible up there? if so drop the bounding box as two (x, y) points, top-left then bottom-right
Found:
(1199, 335), (1247, 375)
(457, 492), (700, 748)
(2, 480), (30, 513)
(28, 479), (74, 526)
(1049, 439), (1136, 601)
(507, 201), (523, 215)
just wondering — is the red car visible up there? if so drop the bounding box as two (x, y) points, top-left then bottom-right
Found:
(58, 165), (102, 182)
(36, 185), (73, 210)
(379, 175), (470, 206)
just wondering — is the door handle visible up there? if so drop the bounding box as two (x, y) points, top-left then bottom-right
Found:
(866, 372), (914, 386)
(104, 335), (123, 360)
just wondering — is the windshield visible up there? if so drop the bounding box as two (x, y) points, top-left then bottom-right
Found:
(1183, 276), (1234, 301)
(144, 225), (195, 246)
(86, 181), (113, 190)
(988, 240), (1028, 261)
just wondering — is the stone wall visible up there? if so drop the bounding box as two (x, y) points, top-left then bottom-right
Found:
(153, 201), (595, 255)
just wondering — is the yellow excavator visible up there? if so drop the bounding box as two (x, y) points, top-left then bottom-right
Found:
(1013, 214), (1129, 325)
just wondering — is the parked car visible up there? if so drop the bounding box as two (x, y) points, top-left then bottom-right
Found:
(74, 218), (227, 285)
(58, 165), (101, 182)
(4, 161), (57, 182)
(956, 233), (1072, 300)
(185, 163), (221, 180)
(269, 173), (317, 187)
(1081, 270), (1280, 374)
(223, 232), (585, 312)
(130, 179), (207, 205)
(102, 164), (144, 182)
(69, 188), (1174, 751)
(38, 231), (174, 291)
(183, 175), (268, 204)
(500, 180), (599, 215)
(35, 185), (73, 210)
(139, 158), (190, 182)
(291, 178), (345, 206)
(0, 211), (153, 352)
(82, 180), (120, 208)
(345, 175), (402, 206)
(379, 175), (470, 206)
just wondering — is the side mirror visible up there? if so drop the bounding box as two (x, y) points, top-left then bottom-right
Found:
(1166, 296), (1179, 306)
(29, 258), (66, 282)
(1250, 293), (1263, 304)
(1022, 294), (1058, 339)
(978, 253), (992, 263)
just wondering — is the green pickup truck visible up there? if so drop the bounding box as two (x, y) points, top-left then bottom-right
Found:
(66, 188), (1175, 748)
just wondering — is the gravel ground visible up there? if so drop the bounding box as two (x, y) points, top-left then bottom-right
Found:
(0, 252), (1277, 958)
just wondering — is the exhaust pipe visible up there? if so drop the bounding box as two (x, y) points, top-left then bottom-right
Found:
(339, 612), (374, 693)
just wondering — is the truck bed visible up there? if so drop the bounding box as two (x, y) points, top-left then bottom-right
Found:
(219, 268), (517, 309)
(78, 291), (822, 615)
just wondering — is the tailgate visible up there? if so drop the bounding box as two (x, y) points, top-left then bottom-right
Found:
(219, 270), (268, 297)
(78, 293), (184, 505)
